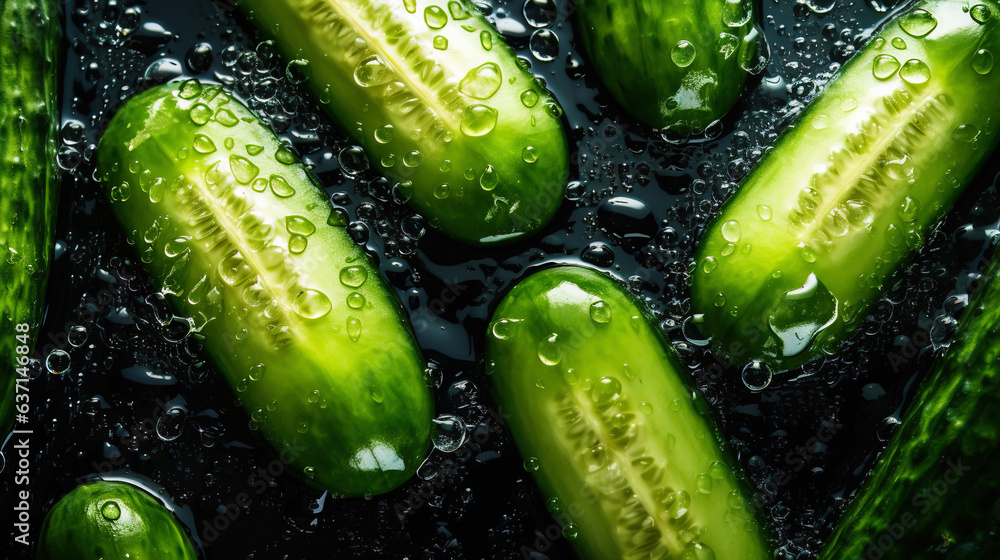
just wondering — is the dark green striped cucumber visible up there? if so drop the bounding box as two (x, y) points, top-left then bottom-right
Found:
(37, 480), (198, 559)
(236, 0), (569, 246)
(576, 0), (760, 133)
(95, 80), (433, 497)
(691, 0), (1000, 374)
(0, 0), (59, 433)
(487, 266), (770, 560)
(820, 258), (1000, 560)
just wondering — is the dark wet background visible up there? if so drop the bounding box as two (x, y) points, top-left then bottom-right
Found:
(4, 0), (1000, 557)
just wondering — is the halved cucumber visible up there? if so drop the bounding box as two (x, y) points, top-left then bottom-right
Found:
(576, 0), (760, 133)
(37, 481), (198, 559)
(236, 0), (569, 246)
(691, 0), (1000, 373)
(95, 80), (433, 497)
(487, 266), (770, 560)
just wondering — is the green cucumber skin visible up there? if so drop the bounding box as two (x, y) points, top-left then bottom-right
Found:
(95, 81), (433, 497)
(820, 260), (1000, 560)
(691, 0), (1000, 373)
(486, 266), (769, 560)
(37, 481), (198, 560)
(237, 0), (569, 246)
(0, 0), (59, 434)
(576, 0), (757, 132)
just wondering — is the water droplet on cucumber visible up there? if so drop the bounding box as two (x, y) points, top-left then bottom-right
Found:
(671, 40), (697, 67)
(459, 62), (503, 99)
(899, 8), (938, 37)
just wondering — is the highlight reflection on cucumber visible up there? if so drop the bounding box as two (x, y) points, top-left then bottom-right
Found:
(95, 80), (434, 497)
(236, 0), (569, 246)
(0, 0), (59, 433)
(37, 480), (198, 560)
(690, 0), (1000, 375)
(576, 0), (762, 133)
(487, 266), (770, 560)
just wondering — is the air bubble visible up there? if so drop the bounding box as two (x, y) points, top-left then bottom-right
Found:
(529, 29), (559, 62)
(742, 361), (772, 391)
(155, 407), (186, 441)
(286, 59), (311, 83)
(432, 414), (467, 452)
(523, 0), (558, 27)
(46, 349), (70, 374)
(338, 146), (370, 176)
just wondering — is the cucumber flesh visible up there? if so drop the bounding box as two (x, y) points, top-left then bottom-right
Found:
(236, 0), (569, 246)
(576, 0), (761, 133)
(487, 266), (770, 560)
(691, 0), (1000, 373)
(0, 0), (60, 433)
(95, 80), (434, 497)
(37, 480), (198, 560)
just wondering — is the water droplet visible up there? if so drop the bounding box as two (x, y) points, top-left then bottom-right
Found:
(480, 30), (493, 50)
(520, 89), (539, 108)
(529, 29), (559, 61)
(767, 273), (839, 357)
(798, 243), (818, 263)
(297, 423), (309, 434)
(229, 155), (260, 184)
(491, 318), (520, 340)
(522, 146), (539, 163)
(286, 58), (311, 84)
(347, 292), (366, 309)
(354, 55), (395, 87)
(155, 407), (186, 440)
(757, 205), (772, 220)
(696, 473), (713, 494)
(538, 333), (562, 365)
(403, 0), (416, 13)
(432, 414), (467, 452)
(722, 0), (752, 26)
(717, 32), (740, 59)
(269, 174), (295, 197)
(338, 146), (370, 176)
(461, 105), (498, 136)
(193, 134), (216, 154)
(433, 35), (449, 49)
(524, 456), (540, 471)
(841, 97), (859, 112)
(215, 108), (239, 127)
(294, 289), (333, 319)
(459, 62), (503, 99)
(340, 266), (368, 288)
(702, 256), (718, 273)
(899, 8), (938, 37)
(286, 216), (316, 237)
(591, 376), (622, 404)
(721, 220), (741, 242)
(101, 501), (121, 521)
(46, 349), (70, 374)
(872, 54), (900, 79)
(424, 5), (448, 29)
(374, 124), (394, 144)
(68, 325), (89, 347)
(433, 184), (451, 199)
(953, 124), (981, 143)
(899, 59), (930, 84)
(891, 37), (906, 49)
(741, 361), (772, 391)
(562, 523), (579, 540)
(448, 0), (471, 19)
(671, 40), (697, 67)
(288, 234), (308, 254)
(275, 146), (297, 165)
(347, 316), (362, 341)
(971, 3), (992, 23)
(973, 49), (994, 74)
(708, 461), (729, 479)
(403, 150), (423, 167)
(189, 103), (212, 125)
(590, 300), (611, 323)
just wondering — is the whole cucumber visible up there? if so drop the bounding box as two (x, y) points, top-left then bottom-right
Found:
(1, 0), (59, 433)
(820, 256), (1000, 560)
(95, 80), (434, 497)
(37, 480), (198, 560)
(487, 266), (770, 560)
(691, 0), (1000, 373)
(236, 0), (569, 246)
(576, 0), (760, 133)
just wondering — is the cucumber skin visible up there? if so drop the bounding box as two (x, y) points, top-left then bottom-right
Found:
(95, 81), (433, 497)
(237, 0), (569, 246)
(819, 260), (1000, 560)
(0, 0), (59, 434)
(37, 481), (198, 560)
(576, 0), (757, 132)
(691, 0), (1000, 373)
(487, 266), (769, 560)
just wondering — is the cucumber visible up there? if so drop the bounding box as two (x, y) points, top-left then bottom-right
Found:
(576, 0), (760, 133)
(0, 0), (59, 433)
(37, 480), (198, 559)
(95, 80), (434, 497)
(690, 0), (1000, 374)
(486, 266), (770, 560)
(235, 0), (569, 246)
(819, 258), (1000, 560)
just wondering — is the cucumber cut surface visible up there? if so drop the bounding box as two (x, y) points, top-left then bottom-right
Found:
(487, 266), (770, 560)
(691, 0), (1000, 373)
(237, 0), (570, 246)
(95, 80), (434, 497)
